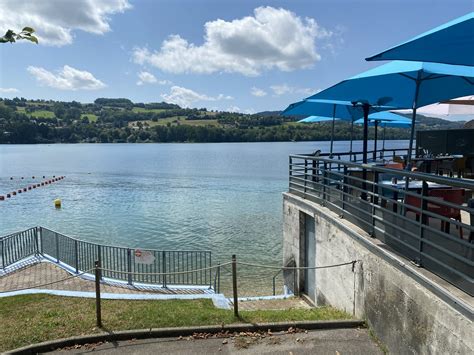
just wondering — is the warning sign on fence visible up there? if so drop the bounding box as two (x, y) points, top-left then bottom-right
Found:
(134, 249), (155, 265)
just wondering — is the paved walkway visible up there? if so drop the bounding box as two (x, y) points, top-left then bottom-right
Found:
(0, 262), (207, 295)
(49, 328), (383, 354)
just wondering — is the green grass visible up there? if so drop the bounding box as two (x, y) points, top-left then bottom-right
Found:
(131, 107), (168, 113)
(0, 294), (350, 352)
(129, 117), (220, 128)
(29, 110), (56, 119)
(80, 113), (98, 122)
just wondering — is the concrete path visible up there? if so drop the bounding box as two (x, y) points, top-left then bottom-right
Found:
(48, 328), (383, 354)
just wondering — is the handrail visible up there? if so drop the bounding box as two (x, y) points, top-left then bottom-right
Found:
(290, 154), (474, 189)
(1, 227), (213, 288)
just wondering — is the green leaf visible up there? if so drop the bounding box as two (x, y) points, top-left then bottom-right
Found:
(22, 27), (35, 33)
(24, 35), (38, 44)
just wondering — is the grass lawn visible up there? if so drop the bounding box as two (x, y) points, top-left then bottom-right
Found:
(131, 107), (168, 113)
(80, 113), (98, 122)
(29, 110), (56, 119)
(0, 294), (350, 351)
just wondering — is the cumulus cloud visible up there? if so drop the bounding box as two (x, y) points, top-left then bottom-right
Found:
(161, 86), (232, 108)
(132, 7), (331, 76)
(0, 88), (20, 94)
(27, 65), (106, 90)
(136, 71), (172, 86)
(251, 87), (267, 97)
(0, 0), (131, 46)
(270, 84), (316, 96)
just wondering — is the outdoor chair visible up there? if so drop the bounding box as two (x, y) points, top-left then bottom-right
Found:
(405, 188), (465, 238)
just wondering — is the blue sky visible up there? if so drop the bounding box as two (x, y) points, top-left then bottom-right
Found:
(0, 0), (472, 113)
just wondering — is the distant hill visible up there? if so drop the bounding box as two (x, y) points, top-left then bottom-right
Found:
(0, 97), (468, 144)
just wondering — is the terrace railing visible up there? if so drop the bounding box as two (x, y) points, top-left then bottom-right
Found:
(1, 227), (213, 288)
(288, 154), (474, 296)
(318, 148), (410, 163)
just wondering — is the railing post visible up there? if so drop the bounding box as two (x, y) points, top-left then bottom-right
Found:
(304, 159), (308, 195)
(39, 227), (43, 255)
(162, 251), (167, 288)
(94, 260), (102, 328)
(232, 255), (239, 317)
(370, 171), (379, 237)
(34, 227), (40, 256)
(293, 267), (298, 296)
(416, 181), (429, 266)
(127, 249), (133, 285)
(97, 245), (102, 280)
(341, 166), (348, 218)
(322, 162), (328, 206)
(74, 240), (79, 273)
(1, 238), (5, 270)
(289, 156), (293, 190)
(55, 232), (59, 263)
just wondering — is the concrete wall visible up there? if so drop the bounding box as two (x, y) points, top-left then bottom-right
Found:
(283, 192), (473, 354)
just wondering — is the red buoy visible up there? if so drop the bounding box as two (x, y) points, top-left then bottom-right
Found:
(12, 191), (16, 195)
(10, 177), (13, 180)
(32, 176), (35, 179)
(18, 190), (22, 193)
(0, 196), (4, 201)
(28, 186), (32, 190)
(41, 182), (44, 186)
(23, 188), (27, 192)
(6, 193), (11, 198)
(33, 185), (36, 189)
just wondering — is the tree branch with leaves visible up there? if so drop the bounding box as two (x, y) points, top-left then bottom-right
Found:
(0, 27), (38, 44)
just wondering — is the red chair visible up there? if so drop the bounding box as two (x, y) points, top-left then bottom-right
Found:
(405, 188), (465, 238)
(385, 163), (404, 170)
(429, 189), (464, 238)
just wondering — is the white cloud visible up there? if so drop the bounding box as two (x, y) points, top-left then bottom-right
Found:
(137, 71), (157, 85)
(161, 86), (232, 108)
(270, 84), (316, 96)
(137, 71), (172, 86)
(132, 6), (331, 76)
(251, 87), (267, 97)
(0, 0), (131, 46)
(226, 106), (241, 113)
(0, 88), (20, 94)
(27, 65), (106, 90)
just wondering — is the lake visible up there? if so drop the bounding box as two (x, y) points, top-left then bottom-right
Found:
(0, 140), (408, 293)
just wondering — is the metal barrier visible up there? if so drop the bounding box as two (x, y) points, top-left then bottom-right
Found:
(289, 154), (474, 296)
(1, 227), (213, 288)
(317, 148), (411, 163)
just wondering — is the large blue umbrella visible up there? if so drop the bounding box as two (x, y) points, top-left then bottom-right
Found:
(307, 61), (474, 165)
(366, 13), (474, 66)
(354, 115), (412, 154)
(283, 99), (394, 155)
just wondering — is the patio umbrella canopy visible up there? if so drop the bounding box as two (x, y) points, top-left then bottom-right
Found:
(283, 99), (395, 155)
(354, 115), (412, 153)
(366, 12), (474, 66)
(307, 61), (474, 165)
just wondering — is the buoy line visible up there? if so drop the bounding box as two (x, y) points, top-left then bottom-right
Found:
(0, 176), (66, 201)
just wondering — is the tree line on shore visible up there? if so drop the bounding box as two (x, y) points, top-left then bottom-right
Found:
(0, 97), (461, 144)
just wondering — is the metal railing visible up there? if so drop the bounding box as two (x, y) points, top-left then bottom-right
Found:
(317, 148), (411, 163)
(288, 154), (474, 296)
(1, 227), (213, 288)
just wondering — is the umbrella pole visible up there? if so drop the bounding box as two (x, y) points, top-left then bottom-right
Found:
(407, 76), (421, 169)
(382, 126), (386, 152)
(373, 121), (378, 161)
(330, 104), (336, 157)
(361, 103), (370, 201)
(349, 119), (354, 160)
(362, 103), (369, 164)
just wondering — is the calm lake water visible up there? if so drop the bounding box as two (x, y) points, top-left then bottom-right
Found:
(1, 141), (407, 292)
